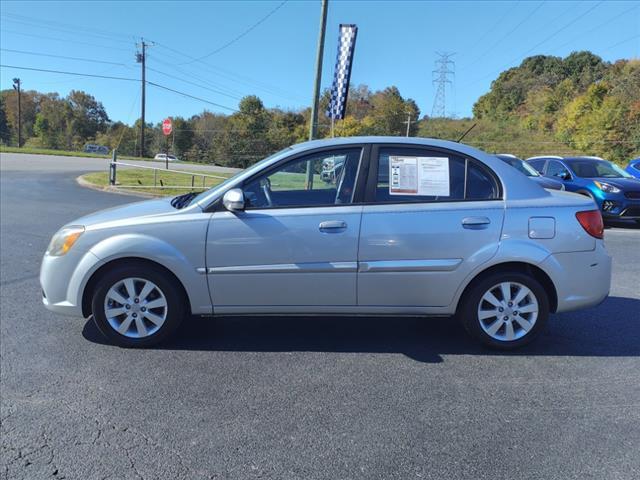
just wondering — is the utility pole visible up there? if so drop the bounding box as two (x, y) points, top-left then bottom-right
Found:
(404, 111), (412, 137)
(12, 78), (21, 148)
(136, 40), (148, 158)
(308, 0), (328, 141)
(431, 52), (455, 119)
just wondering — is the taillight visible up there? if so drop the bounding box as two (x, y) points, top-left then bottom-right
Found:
(576, 210), (604, 239)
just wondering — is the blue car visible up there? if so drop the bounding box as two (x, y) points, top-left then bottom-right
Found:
(626, 158), (640, 179)
(526, 156), (640, 223)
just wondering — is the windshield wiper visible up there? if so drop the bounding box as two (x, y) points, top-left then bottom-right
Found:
(171, 191), (199, 209)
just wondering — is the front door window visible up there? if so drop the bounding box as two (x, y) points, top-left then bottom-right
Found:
(243, 148), (362, 209)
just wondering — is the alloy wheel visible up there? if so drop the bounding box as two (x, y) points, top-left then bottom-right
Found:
(477, 282), (539, 342)
(103, 277), (168, 338)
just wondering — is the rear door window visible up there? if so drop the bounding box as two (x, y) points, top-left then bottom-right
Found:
(528, 159), (546, 174)
(371, 147), (499, 203)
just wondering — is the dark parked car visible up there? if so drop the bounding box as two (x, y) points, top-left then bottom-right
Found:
(527, 155), (640, 223)
(496, 154), (564, 190)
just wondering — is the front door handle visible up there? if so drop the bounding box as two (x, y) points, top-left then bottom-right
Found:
(462, 216), (491, 229)
(319, 220), (347, 232)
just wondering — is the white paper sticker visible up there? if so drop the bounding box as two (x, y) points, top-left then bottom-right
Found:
(389, 156), (450, 196)
(389, 156), (418, 194)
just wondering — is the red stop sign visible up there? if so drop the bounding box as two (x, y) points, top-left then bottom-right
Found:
(162, 118), (172, 136)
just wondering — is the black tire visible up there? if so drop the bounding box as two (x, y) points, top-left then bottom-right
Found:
(458, 271), (549, 350)
(91, 262), (186, 348)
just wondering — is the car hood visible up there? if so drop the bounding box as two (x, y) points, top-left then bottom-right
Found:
(592, 177), (640, 190)
(531, 176), (563, 190)
(71, 197), (187, 229)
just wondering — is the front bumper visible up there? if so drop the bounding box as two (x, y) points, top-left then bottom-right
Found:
(40, 249), (101, 317)
(541, 241), (612, 313)
(597, 196), (640, 219)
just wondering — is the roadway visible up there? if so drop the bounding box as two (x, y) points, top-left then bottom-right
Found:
(1, 152), (639, 479)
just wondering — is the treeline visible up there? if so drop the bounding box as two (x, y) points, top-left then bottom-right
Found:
(1, 51), (638, 165)
(470, 52), (640, 161)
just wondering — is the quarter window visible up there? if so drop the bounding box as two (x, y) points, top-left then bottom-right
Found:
(374, 148), (499, 203)
(243, 148), (362, 209)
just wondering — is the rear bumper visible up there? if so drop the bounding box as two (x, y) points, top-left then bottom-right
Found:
(541, 241), (611, 313)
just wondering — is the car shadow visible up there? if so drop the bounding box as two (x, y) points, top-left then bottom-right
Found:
(82, 296), (640, 363)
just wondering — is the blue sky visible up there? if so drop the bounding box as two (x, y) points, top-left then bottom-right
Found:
(1, 0), (639, 124)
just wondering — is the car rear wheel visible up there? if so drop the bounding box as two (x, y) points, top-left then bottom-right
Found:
(91, 263), (186, 347)
(459, 272), (549, 349)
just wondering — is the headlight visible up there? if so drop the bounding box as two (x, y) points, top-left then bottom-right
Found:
(594, 181), (620, 193)
(47, 226), (85, 256)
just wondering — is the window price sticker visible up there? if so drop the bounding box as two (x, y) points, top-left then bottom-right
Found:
(389, 156), (450, 196)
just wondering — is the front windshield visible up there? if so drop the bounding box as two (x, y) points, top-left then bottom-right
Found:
(498, 156), (539, 177)
(566, 159), (632, 178)
(187, 147), (293, 207)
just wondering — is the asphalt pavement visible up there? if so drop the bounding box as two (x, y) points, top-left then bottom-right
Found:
(1, 152), (639, 480)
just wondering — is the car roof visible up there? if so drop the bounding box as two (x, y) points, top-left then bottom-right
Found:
(562, 156), (605, 161)
(526, 155), (562, 161)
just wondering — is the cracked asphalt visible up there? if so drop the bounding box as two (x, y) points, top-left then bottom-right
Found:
(1, 153), (639, 479)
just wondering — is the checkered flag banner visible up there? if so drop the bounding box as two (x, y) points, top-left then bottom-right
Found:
(326, 24), (358, 120)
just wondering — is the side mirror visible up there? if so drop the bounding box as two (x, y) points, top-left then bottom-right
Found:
(559, 171), (570, 180)
(222, 188), (245, 212)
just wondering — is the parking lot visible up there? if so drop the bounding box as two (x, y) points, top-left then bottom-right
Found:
(1, 152), (639, 479)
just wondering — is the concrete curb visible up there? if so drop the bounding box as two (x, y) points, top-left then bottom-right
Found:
(76, 175), (161, 198)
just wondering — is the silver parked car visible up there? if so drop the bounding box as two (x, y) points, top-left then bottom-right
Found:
(41, 137), (611, 349)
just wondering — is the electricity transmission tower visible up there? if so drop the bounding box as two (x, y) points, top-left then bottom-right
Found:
(431, 52), (455, 118)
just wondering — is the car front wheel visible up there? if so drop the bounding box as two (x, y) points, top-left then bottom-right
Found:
(459, 272), (549, 349)
(91, 263), (186, 347)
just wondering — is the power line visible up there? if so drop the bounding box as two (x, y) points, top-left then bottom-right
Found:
(0, 14), (134, 45)
(516, 1), (605, 60)
(0, 12), (133, 41)
(180, 0), (288, 64)
(0, 64), (138, 81)
(149, 56), (249, 99)
(152, 44), (305, 102)
(0, 64), (238, 111)
(600, 34), (640, 54)
(461, 1), (547, 71)
(146, 82), (237, 112)
(0, 29), (132, 52)
(462, 1), (605, 88)
(460, 0), (522, 60)
(146, 65), (243, 101)
(548, 3), (640, 54)
(0, 48), (129, 67)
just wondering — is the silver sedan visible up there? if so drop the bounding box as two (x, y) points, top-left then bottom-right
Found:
(41, 137), (611, 349)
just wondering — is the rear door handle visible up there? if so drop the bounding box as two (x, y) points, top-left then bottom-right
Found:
(319, 220), (347, 232)
(462, 216), (491, 229)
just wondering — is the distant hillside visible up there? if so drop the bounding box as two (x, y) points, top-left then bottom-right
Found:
(467, 52), (640, 162)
